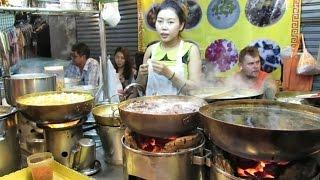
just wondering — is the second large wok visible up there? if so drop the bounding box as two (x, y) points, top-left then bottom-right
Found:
(189, 87), (263, 102)
(118, 95), (207, 138)
(199, 99), (320, 161)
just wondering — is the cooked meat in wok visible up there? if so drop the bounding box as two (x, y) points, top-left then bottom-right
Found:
(124, 99), (202, 115)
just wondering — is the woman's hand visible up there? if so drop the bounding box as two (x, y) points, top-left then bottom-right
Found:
(150, 60), (172, 78)
(118, 74), (125, 83)
(138, 63), (149, 76)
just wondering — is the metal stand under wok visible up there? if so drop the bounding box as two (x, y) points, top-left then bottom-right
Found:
(38, 118), (84, 167)
(122, 130), (208, 180)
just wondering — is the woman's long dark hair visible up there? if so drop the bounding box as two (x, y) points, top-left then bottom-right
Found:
(114, 47), (133, 80)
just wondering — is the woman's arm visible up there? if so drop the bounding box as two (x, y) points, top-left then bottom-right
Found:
(169, 44), (202, 94)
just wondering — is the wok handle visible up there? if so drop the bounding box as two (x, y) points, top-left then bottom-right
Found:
(70, 146), (81, 170)
(192, 148), (212, 167)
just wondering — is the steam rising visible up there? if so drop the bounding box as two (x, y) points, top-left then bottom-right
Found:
(11, 58), (70, 74)
(211, 107), (320, 130)
(192, 61), (261, 98)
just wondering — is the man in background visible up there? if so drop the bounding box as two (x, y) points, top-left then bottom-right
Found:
(65, 42), (99, 86)
(233, 46), (277, 99)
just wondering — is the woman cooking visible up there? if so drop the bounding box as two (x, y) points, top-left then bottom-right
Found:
(136, 0), (202, 96)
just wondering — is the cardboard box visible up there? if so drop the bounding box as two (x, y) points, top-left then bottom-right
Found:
(1, 160), (92, 180)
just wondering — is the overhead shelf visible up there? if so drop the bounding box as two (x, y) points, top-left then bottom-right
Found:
(0, 6), (100, 15)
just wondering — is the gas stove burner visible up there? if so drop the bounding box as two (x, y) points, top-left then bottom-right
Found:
(124, 128), (202, 153)
(122, 130), (207, 180)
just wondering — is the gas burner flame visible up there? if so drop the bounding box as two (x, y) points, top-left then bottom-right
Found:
(237, 161), (274, 178)
(47, 119), (80, 128)
(237, 161), (289, 179)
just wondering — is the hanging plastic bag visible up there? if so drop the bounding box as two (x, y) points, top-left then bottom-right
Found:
(145, 59), (179, 96)
(282, 34), (313, 91)
(101, 2), (121, 27)
(106, 59), (122, 102)
(297, 34), (320, 75)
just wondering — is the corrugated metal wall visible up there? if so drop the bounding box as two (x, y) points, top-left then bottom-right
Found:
(75, 14), (101, 59)
(301, 0), (320, 90)
(301, 0), (320, 56)
(75, 0), (138, 61)
(105, 0), (138, 60)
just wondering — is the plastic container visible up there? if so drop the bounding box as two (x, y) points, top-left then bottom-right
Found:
(27, 152), (54, 180)
(60, 0), (78, 10)
(7, 0), (28, 7)
(64, 77), (81, 89)
(44, 66), (64, 91)
(77, 0), (93, 10)
(37, 0), (60, 9)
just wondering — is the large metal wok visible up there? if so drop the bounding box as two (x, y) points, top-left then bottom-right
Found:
(275, 91), (311, 105)
(118, 95), (207, 138)
(199, 99), (320, 161)
(189, 87), (263, 102)
(16, 91), (94, 124)
(295, 92), (320, 106)
(92, 103), (122, 126)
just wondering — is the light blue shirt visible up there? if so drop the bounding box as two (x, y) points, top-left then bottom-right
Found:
(65, 58), (99, 86)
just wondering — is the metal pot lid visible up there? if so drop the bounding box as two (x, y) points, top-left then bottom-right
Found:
(0, 106), (17, 119)
(6, 73), (54, 79)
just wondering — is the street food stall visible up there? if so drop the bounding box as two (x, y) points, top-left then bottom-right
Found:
(0, 0), (320, 180)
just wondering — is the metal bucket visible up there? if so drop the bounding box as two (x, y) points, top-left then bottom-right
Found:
(4, 73), (56, 106)
(97, 125), (124, 165)
(0, 106), (20, 176)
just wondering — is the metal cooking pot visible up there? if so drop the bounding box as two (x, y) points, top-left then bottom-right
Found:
(118, 95), (207, 138)
(64, 78), (81, 88)
(275, 91), (312, 105)
(189, 87), (234, 99)
(64, 85), (99, 96)
(4, 73), (56, 106)
(16, 91), (94, 124)
(199, 99), (320, 161)
(295, 92), (320, 106)
(122, 135), (206, 180)
(0, 106), (19, 176)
